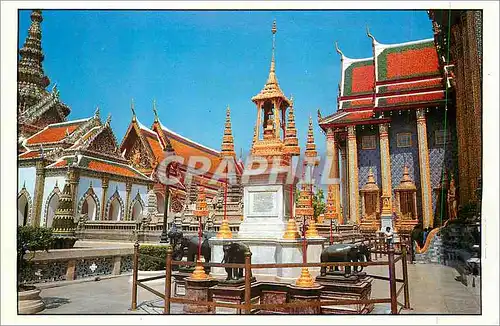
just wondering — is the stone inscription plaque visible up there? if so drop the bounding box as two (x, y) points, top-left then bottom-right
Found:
(251, 192), (276, 215)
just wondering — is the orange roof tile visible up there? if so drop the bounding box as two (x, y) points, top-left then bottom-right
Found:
(351, 65), (375, 94)
(168, 137), (222, 175)
(386, 47), (440, 80)
(379, 78), (442, 94)
(378, 91), (445, 107)
(26, 125), (78, 145)
(19, 150), (41, 159)
(142, 131), (164, 161)
(87, 160), (138, 178)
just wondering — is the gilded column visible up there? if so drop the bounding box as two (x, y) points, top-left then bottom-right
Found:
(125, 180), (132, 221)
(326, 128), (341, 224)
(379, 123), (393, 230)
(340, 146), (349, 223)
(32, 160), (46, 226)
(347, 125), (359, 224)
(100, 177), (109, 220)
(68, 168), (80, 216)
(416, 109), (433, 228)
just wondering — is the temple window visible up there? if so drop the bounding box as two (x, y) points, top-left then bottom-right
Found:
(396, 133), (412, 148)
(82, 196), (97, 221)
(131, 200), (143, 221)
(45, 193), (60, 227)
(361, 135), (376, 150)
(435, 130), (450, 145)
(394, 165), (418, 221)
(18, 193), (30, 226)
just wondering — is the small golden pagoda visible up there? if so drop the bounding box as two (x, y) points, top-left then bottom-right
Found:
(359, 168), (381, 232)
(324, 184), (339, 224)
(302, 116), (320, 238)
(217, 106), (235, 239)
(394, 166), (419, 233)
(190, 186), (210, 280)
(283, 96), (300, 156)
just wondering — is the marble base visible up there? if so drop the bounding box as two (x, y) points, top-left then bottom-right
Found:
(288, 284), (323, 314)
(209, 237), (325, 283)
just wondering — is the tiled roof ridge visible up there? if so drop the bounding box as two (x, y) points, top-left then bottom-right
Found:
(159, 121), (220, 156)
(375, 37), (435, 49)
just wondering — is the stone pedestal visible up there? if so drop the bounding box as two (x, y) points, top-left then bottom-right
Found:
(172, 271), (191, 296)
(208, 280), (259, 314)
(257, 282), (290, 314)
(288, 284), (323, 314)
(183, 278), (218, 314)
(315, 271), (373, 314)
(380, 213), (394, 232)
(209, 237), (325, 282)
(238, 184), (287, 239)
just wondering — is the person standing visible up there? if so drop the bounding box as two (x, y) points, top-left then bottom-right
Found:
(384, 226), (394, 250)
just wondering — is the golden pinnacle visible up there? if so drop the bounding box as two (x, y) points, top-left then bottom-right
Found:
(189, 260), (209, 280)
(295, 267), (315, 288)
(305, 217), (320, 238)
(283, 218), (300, 239)
(216, 219), (233, 239)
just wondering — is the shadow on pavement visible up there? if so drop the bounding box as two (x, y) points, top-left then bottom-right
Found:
(42, 297), (71, 309)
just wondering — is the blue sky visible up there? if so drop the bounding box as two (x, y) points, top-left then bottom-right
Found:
(19, 10), (434, 155)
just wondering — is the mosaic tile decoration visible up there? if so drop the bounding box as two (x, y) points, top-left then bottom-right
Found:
(389, 114), (422, 218)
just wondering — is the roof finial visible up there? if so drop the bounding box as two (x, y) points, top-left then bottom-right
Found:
(22, 180), (26, 189)
(55, 180), (59, 188)
(335, 41), (344, 58)
(271, 20), (277, 66)
(317, 108), (322, 121)
(105, 113), (112, 125)
(153, 99), (159, 122)
(366, 25), (376, 43)
(131, 98), (136, 122)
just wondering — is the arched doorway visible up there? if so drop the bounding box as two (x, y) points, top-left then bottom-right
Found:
(156, 193), (165, 214)
(82, 196), (98, 221)
(131, 200), (143, 221)
(109, 197), (121, 221)
(45, 193), (60, 227)
(18, 194), (30, 226)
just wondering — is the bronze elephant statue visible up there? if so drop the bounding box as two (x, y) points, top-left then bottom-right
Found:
(221, 242), (250, 281)
(320, 243), (371, 277)
(174, 230), (216, 272)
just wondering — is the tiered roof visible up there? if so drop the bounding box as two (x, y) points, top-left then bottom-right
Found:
(19, 109), (124, 165)
(46, 154), (149, 180)
(319, 33), (445, 130)
(18, 10), (70, 136)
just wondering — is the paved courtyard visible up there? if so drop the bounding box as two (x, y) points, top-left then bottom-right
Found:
(37, 260), (480, 315)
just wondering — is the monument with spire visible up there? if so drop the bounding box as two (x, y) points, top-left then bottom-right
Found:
(209, 21), (325, 283)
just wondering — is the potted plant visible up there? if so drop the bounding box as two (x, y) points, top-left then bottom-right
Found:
(17, 225), (53, 314)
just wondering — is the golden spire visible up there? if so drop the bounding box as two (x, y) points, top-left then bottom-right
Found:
(283, 96), (300, 156)
(251, 20), (290, 105)
(304, 115), (318, 163)
(220, 105), (236, 158)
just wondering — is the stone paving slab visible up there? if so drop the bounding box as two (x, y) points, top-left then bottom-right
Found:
(37, 262), (480, 315)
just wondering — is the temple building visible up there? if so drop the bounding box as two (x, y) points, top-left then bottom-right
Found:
(17, 10), (244, 241)
(427, 10), (482, 208)
(318, 30), (458, 232)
